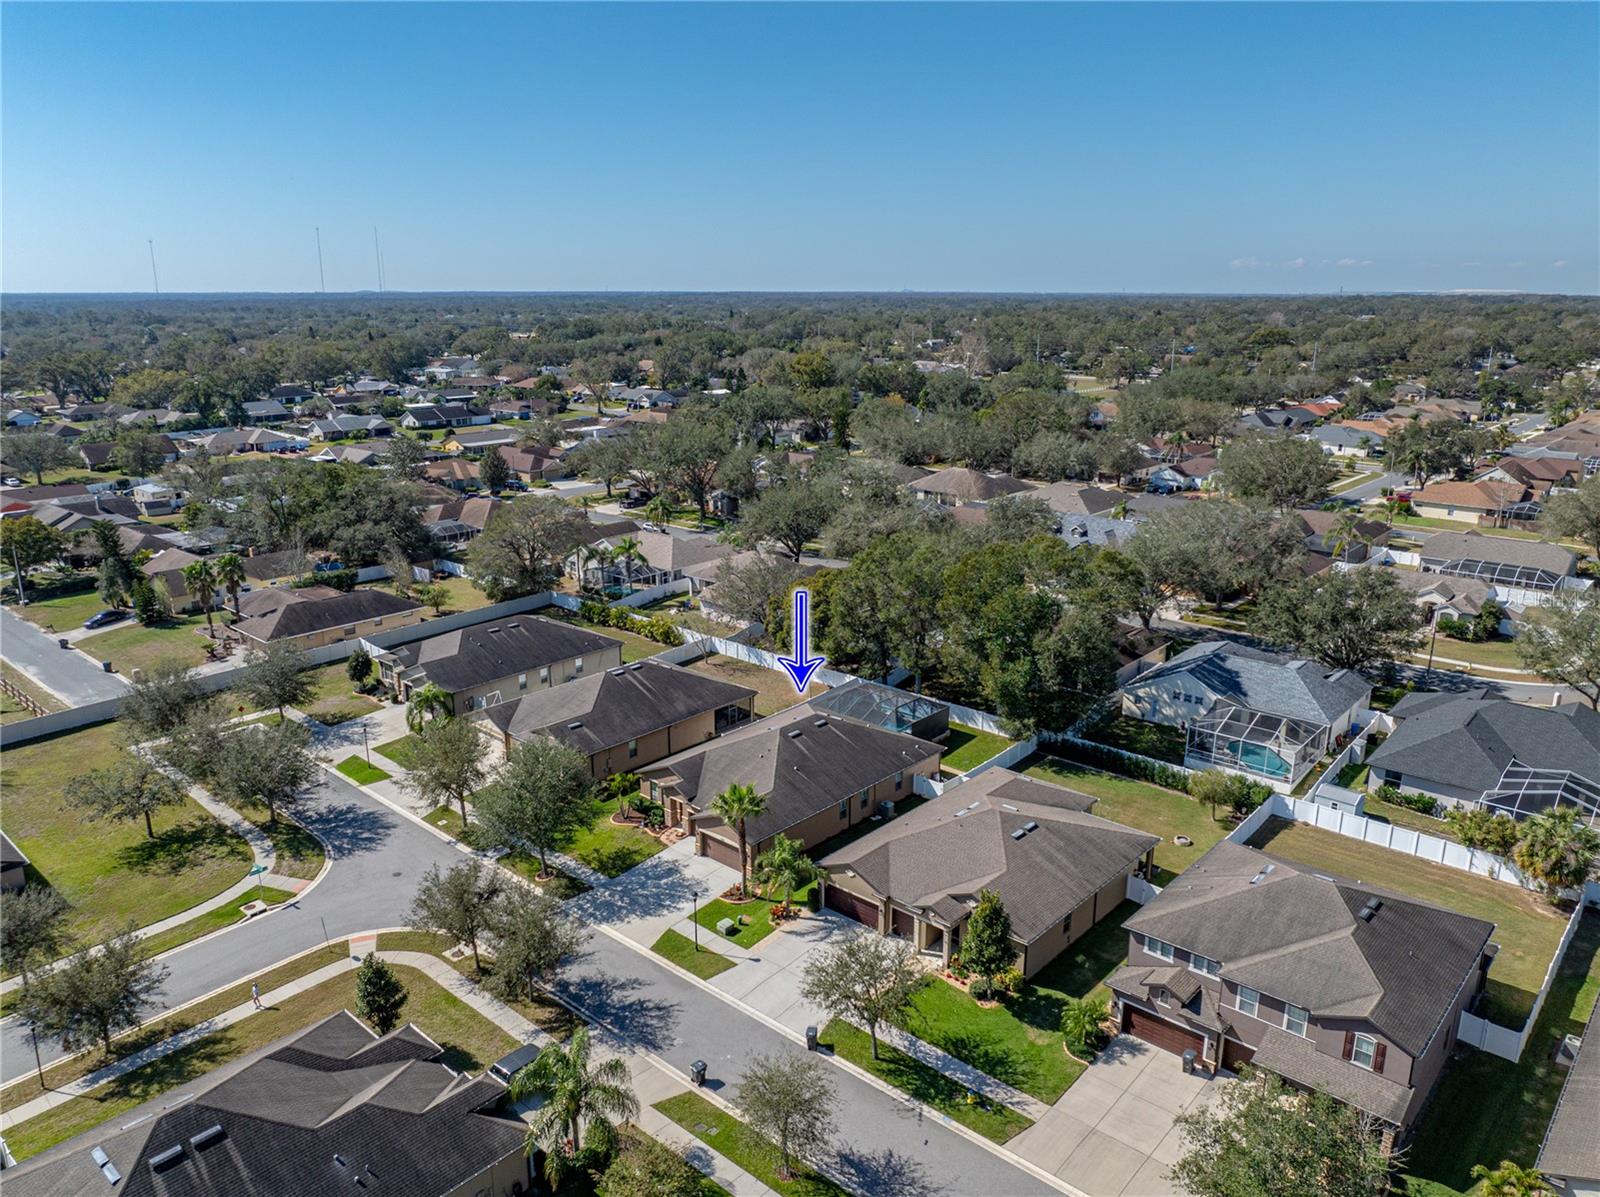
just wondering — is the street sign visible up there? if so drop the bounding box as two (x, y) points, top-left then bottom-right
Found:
(248, 864), (268, 876)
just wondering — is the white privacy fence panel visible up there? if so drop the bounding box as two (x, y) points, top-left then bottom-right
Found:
(608, 578), (694, 608)
(1126, 874), (1163, 905)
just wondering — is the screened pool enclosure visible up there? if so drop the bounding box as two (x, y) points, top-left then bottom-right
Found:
(1185, 702), (1329, 785)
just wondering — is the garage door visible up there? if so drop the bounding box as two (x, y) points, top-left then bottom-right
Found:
(826, 885), (880, 927)
(699, 834), (742, 871)
(1220, 1038), (1255, 1073)
(1124, 1006), (1206, 1057)
(891, 907), (915, 939)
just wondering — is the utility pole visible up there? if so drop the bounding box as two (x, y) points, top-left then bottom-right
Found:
(373, 227), (384, 292)
(315, 227), (326, 292)
(147, 239), (160, 293)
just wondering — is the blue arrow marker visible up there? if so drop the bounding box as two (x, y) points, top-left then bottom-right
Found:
(778, 588), (826, 694)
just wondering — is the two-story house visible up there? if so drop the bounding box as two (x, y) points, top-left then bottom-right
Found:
(1108, 840), (1494, 1145)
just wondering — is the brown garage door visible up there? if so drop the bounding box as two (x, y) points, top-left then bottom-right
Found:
(891, 906), (915, 939)
(826, 885), (879, 927)
(1124, 1006), (1206, 1057)
(699, 833), (742, 871)
(1220, 1038), (1255, 1073)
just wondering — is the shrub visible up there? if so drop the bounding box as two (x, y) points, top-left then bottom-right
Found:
(805, 886), (822, 913)
(1060, 994), (1111, 1057)
(1049, 738), (1193, 793)
(994, 967), (1025, 997)
(967, 975), (994, 1001)
(294, 567), (357, 592)
(573, 600), (683, 646)
(1377, 785), (1438, 816)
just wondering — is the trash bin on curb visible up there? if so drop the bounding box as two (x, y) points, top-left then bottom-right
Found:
(806, 1026), (818, 1051)
(690, 1060), (707, 1087)
(58, 638), (68, 649)
(1182, 1048), (1197, 1076)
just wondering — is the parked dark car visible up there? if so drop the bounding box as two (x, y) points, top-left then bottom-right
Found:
(619, 491), (652, 509)
(83, 609), (128, 630)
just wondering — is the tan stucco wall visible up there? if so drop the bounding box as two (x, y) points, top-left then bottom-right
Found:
(241, 606), (425, 651)
(445, 643), (624, 714)
(1020, 870), (1134, 977)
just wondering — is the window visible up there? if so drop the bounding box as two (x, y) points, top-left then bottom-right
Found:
(1351, 1034), (1377, 1070)
(1144, 936), (1175, 962)
(649, 781), (661, 803)
(373, 618), (383, 627)
(627, 739), (638, 759)
(574, 657), (584, 676)
(518, 673), (528, 691)
(895, 770), (904, 791)
(539, 667), (550, 685)
(1190, 954), (1220, 977)
(859, 788), (871, 810)
(1284, 1004), (1309, 1038)
(343, 625), (357, 636)
(838, 799), (849, 820)
(1235, 986), (1260, 1018)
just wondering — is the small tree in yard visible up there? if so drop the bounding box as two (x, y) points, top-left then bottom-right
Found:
(65, 757), (186, 838)
(1444, 806), (1521, 858)
(961, 888), (1015, 989)
(1060, 994), (1112, 1058)
(509, 1027), (638, 1188)
(753, 834), (819, 912)
(241, 640), (313, 719)
(800, 931), (925, 1060)
(23, 925), (169, 1058)
(354, 952), (408, 1034)
(409, 860), (502, 972)
(0, 885), (72, 987)
(415, 582), (451, 615)
(405, 680), (454, 732)
(602, 1130), (706, 1197)
(346, 645), (373, 689)
(1171, 1071), (1391, 1197)
(1513, 806), (1600, 901)
(402, 716), (490, 826)
(473, 738), (595, 878)
(214, 720), (317, 825)
(739, 1053), (836, 1180)
(1187, 769), (1232, 820)
(710, 782), (767, 897)
(485, 885), (587, 1004)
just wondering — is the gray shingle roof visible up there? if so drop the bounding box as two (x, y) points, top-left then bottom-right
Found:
(1251, 1026), (1414, 1125)
(1539, 998), (1600, 1181)
(232, 587), (422, 643)
(481, 659), (757, 755)
(1123, 840), (1493, 1056)
(908, 467), (1033, 502)
(383, 614), (621, 693)
(822, 768), (1157, 943)
(1124, 641), (1370, 725)
(1417, 530), (1576, 575)
(0, 1011), (525, 1197)
(1367, 695), (1600, 795)
(644, 703), (942, 843)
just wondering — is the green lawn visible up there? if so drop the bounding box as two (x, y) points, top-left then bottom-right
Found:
(411, 574), (494, 615)
(685, 655), (824, 716)
(2, 963), (516, 1162)
(939, 723), (1014, 774)
(336, 755), (392, 785)
(0, 723), (253, 947)
(1363, 794), (1459, 842)
(819, 1018), (1032, 1143)
(1401, 911), (1600, 1196)
(298, 661), (385, 724)
(0, 661), (61, 722)
(137, 887), (297, 958)
(1080, 712), (1187, 765)
(423, 805), (592, 899)
(78, 614), (213, 674)
(1334, 760), (1370, 789)
(654, 1093), (851, 1197)
(1026, 899), (1144, 1010)
(651, 929), (735, 979)
(245, 811), (326, 879)
(1247, 817), (1570, 1027)
(896, 977), (1085, 1104)
(692, 886), (817, 949)
(1022, 752), (1229, 883)
(565, 795), (666, 877)
(544, 610), (667, 664)
(374, 930), (578, 1041)
(1417, 633), (1527, 671)
(9, 586), (104, 632)
(374, 733), (428, 770)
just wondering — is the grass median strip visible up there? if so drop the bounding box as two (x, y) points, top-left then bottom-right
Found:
(336, 754), (392, 785)
(652, 929), (735, 979)
(654, 1092), (851, 1197)
(818, 1019), (1032, 1144)
(137, 887), (297, 959)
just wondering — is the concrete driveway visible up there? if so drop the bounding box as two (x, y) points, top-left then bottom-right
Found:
(571, 839), (740, 946)
(702, 909), (858, 1030)
(1010, 1036), (1232, 1197)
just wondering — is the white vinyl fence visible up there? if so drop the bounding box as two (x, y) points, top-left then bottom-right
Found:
(608, 578), (694, 608)
(1458, 900), (1586, 1061)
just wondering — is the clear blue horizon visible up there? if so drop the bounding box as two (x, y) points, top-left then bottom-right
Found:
(3, 2), (1595, 296)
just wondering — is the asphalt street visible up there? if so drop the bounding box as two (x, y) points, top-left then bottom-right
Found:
(0, 606), (130, 705)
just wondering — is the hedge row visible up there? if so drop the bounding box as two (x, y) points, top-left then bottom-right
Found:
(577, 599), (684, 647)
(1048, 736), (1195, 794)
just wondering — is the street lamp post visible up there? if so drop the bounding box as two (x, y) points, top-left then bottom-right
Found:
(363, 722), (371, 767)
(28, 1020), (45, 1088)
(692, 886), (702, 951)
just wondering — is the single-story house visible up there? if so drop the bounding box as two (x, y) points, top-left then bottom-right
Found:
(421, 497), (501, 545)
(268, 383), (316, 404)
(1366, 691), (1600, 826)
(1478, 456), (1584, 493)
(1416, 530), (1577, 592)
(639, 703), (943, 869)
(1109, 839), (1494, 1144)
(1120, 641), (1370, 791)
(503, 446), (572, 483)
(1409, 479), (1538, 526)
(240, 548), (309, 587)
(1291, 508), (1391, 565)
(190, 427), (303, 455)
(481, 658), (759, 778)
(1385, 569), (1504, 625)
(375, 613), (623, 715)
(242, 398), (291, 423)
(1308, 424), (1386, 457)
(308, 415), (392, 440)
(419, 457), (481, 491)
(401, 403), (491, 430)
(1029, 481), (1126, 519)
(130, 482), (180, 516)
(0, 1010), (530, 1197)
(307, 442), (382, 466)
(1148, 456), (1218, 493)
(442, 427), (520, 454)
(583, 528), (737, 593)
(230, 585), (424, 650)
(3, 409), (41, 427)
(821, 767), (1158, 977)
(1, 831), (29, 892)
(79, 436), (179, 471)
(140, 546), (208, 611)
(908, 467), (1033, 507)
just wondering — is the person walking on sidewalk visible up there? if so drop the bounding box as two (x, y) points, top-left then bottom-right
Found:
(251, 982), (263, 1010)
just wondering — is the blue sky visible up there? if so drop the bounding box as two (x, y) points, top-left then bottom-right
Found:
(3, 2), (1595, 295)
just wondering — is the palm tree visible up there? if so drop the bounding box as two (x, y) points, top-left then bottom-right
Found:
(1512, 805), (1600, 902)
(642, 493), (675, 526)
(1325, 510), (1369, 562)
(180, 559), (218, 638)
(406, 681), (454, 733)
(1470, 1160), (1553, 1197)
(614, 536), (644, 595)
(711, 782), (767, 897)
(753, 834), (819, 913)
(213, 552), (246, 616)
(508, 1027), (638, 1185)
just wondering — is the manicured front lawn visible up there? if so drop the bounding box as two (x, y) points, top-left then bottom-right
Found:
(0, 723), (252, 946)
(692, 886), (816, 949)
(1401, 911), (1600, 1196)
(685, 654), (824, 716)
(422, 805), (592, 898)
(336, 754), (392, 785)
(2, 963), (516, 1161)
(137, 887), (297, 958)
(651, 929), (735, 979)
(78, 614), (213, 674)
(819, 1018), (1032, 1143)
(1418, 633), (1527, 671)
(1080, 712), (1187, 765)
(1246, 817), (1570, 1027)
(654, 1092), (851, 1197)
(1026, 899), (1143, 1011)
(565, 795), (666, 878)
(896, 977), (1085, 1104)
(1021, 752), (1229, 883)
(298, 661), (384, 724)
(9, 585), (104, 632)
(374, 733), (428, 770)
(939, 722), (1014, 774)
(374, 930), (579, 1041)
